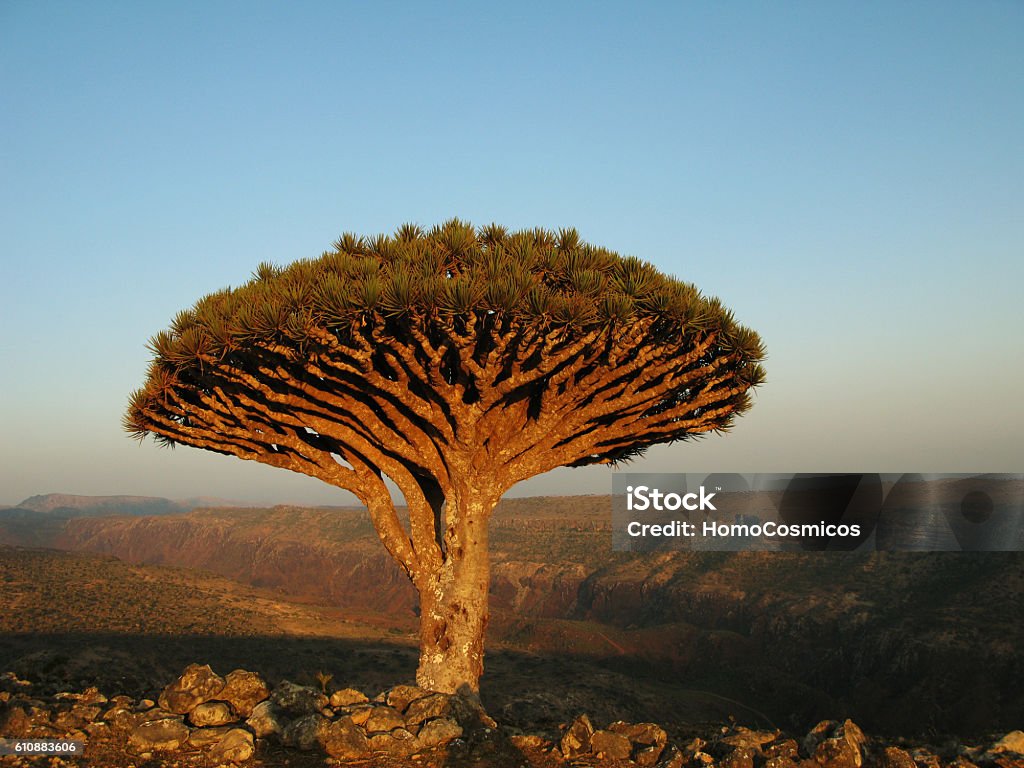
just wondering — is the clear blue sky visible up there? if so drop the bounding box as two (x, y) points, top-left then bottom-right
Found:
(2, 1), (1021, 506)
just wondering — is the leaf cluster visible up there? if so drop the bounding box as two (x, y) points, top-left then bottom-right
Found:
(125, 219), (766, 437)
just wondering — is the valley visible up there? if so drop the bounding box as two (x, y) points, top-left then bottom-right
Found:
(1, 493), (1021, 739)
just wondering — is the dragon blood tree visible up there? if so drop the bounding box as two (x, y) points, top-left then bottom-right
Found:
(125, 219), (765, 694)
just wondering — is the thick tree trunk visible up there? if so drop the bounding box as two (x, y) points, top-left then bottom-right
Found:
(414, 494), (493, 694)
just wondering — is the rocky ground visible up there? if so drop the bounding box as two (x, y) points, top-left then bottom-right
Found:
(1, 667), (1023, 768)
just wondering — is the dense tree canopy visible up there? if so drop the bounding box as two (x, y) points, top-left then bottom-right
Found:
(125, 219), (765, 692)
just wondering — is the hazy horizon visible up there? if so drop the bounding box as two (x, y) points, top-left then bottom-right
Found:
(2, 3), (1022, 508)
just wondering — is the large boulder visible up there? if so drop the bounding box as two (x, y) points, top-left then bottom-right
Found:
(246, 700), (285, 738)
(219, 670), (270, 718)
(368, 727), (420, 757)
(188, 700), (235, 727)
(271, 681), (327, 717)
(282, 713), (329, 750)
(404, 692), (452, 725)
(158, 664), (225, 715)
(209, 728), (255, 764)
(365, 704), (406, 733)
(322, 716), (371, 760)
(385, 684), (432, 712)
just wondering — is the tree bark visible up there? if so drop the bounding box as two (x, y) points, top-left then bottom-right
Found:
(413, 490), (494, 693)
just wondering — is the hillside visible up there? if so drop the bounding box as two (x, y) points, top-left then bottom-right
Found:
(17, 493), (189, 516)
(0, 495), (1021, 736)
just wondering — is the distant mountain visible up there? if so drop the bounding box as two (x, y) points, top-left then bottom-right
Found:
(15, 493), (249, 517)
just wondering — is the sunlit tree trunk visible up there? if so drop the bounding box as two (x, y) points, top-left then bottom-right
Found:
(412, 486), (495, 693)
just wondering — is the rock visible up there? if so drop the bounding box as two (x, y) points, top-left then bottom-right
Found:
(365, 704), (406, 733)
(100, 705), (136, 731)
(447, 691), (497, 730)
(128, 717), (190, 752)
(994, 733), (1024, 756)
(158, 664), (225, 715)
(246, 700), (285, 738)
(723, 727), (781, 751)
(209, 727), (255, 764)
(271, 681), (327, 717)
(282, 713), (328, 750)
(349, 705), (373, 727)
(219, 670), (270, 718)
(591, 729), (633, 760)
(188, 725), (235, 747)
(805, 721), (839, 756)
(188, 701), (235, 727)
(322, 716), (371, 760)
(608, 721), (668, 763)
(803, 720), (866, 768)
(766, 739), (801, 760)
(836, 720), (867, 758)
(417, 717), (463, 747)
(136, 698), (156, 711)
(637, 744), (665, 767)
(879, 747), (917, 768)
(79, 687), (107, 706)
(560, 713), (594, 759)
(657, 745), (686, 768)
(386, 684), (432, 713)
(609, 720), (668, 747)
(330, 688), (369, 708)
(814, 736), (861, 768)
(135, 706), (176, 724)
(404, 693), (451, 725)
(368, 727), (420, 757)
(721, 747), (758, 768)
(765, 757), (801, 768)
